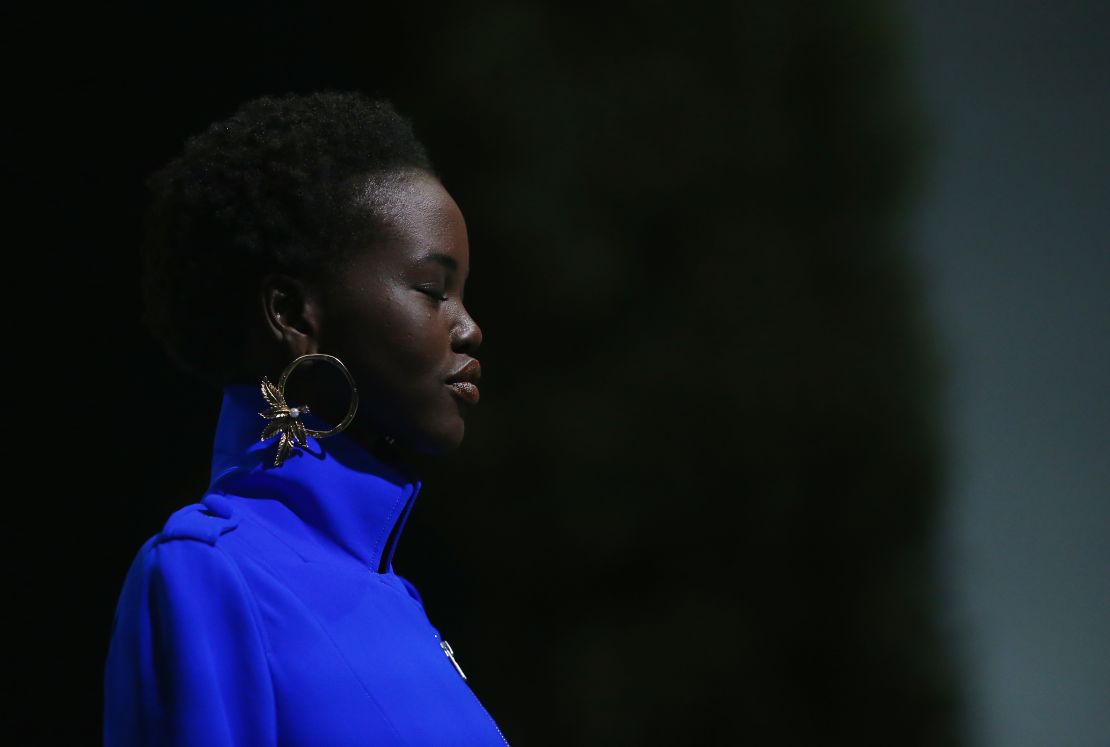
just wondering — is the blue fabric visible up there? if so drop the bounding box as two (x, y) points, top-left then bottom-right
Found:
(104, 383), (509, 746)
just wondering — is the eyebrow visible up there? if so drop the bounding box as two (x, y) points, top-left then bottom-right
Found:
(416, 251), (466, 279)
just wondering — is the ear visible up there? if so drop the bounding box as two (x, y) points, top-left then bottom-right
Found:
(258, 272), (323, 359)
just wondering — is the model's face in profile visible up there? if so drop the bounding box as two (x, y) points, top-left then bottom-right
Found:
(312, 170), (483, 456)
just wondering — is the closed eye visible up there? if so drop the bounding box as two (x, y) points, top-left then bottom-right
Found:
(417, 287), (449, 302)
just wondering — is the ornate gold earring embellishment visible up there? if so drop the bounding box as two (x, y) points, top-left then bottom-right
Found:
(258, 353), (359, 467)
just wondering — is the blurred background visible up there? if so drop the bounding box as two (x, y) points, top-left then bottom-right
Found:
(10, 1), (1105, 745)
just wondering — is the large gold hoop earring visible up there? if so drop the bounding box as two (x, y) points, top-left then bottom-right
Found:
(257, 353), (360, 467)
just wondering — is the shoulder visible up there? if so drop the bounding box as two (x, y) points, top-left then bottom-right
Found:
(155, 492), (240, 547)
(127, 497), (265, 641)
(105, 504), (275, 730)
(113, 495), (242, 602)
(136, 493), (258, 606)
(114, 494), (249, 606)
(110, 497), (259, 642)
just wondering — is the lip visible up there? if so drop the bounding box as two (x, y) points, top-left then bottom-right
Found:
(446, 359), (481, 405)
(446, 381), (480, 404)
(446, 359), (481, 385)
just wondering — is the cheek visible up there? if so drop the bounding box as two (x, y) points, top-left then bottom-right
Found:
(354, 296), (446, 382)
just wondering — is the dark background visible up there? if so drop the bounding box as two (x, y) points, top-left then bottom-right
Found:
(8, 1), (1106, 745)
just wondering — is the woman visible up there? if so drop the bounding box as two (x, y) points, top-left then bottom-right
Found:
(103, 91), (509, 746)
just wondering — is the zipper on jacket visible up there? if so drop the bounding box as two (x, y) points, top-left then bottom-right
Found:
(431, 631), (510, 745)
(440, 639), (467, 680)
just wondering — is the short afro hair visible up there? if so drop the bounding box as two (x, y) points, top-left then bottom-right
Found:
(139, 90), (437, 388)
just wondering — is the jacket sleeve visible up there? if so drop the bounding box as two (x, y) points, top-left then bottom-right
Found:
(103, 536), (277, 747)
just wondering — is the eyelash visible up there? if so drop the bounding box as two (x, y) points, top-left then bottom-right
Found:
(419, 287), (449, 302)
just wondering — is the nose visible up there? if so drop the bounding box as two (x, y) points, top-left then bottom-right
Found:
(452, 306), (483, 354)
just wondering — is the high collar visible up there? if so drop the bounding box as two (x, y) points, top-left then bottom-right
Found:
(204, 383), (423, 572)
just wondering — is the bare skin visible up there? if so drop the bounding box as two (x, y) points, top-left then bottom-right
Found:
(233, 169), (483, 463)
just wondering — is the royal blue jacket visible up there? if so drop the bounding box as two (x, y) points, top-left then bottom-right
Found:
(103, 383), (509, 746)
